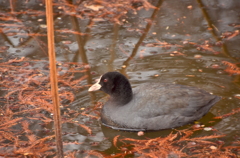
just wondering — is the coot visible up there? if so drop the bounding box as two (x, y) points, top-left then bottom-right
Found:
(88, 72), (221, 131)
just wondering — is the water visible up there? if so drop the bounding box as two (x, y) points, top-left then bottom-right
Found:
(0, 0), (239, 157)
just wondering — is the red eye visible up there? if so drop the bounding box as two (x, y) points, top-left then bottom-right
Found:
(103, 79), (108, 82)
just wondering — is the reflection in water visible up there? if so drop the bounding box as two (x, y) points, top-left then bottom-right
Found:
(70, 15), (96, 102)
(197, 0), (236, 61)
(108, 23), (119, 71)
(120, 0), (164, 76)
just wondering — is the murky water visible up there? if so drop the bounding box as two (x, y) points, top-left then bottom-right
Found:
(0, 0), (240, 157)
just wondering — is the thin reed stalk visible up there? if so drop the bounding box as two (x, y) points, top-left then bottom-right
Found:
(45, 0), (64, 157)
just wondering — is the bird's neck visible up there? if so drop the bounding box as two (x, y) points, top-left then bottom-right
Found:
(110, 83), (133, 105)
